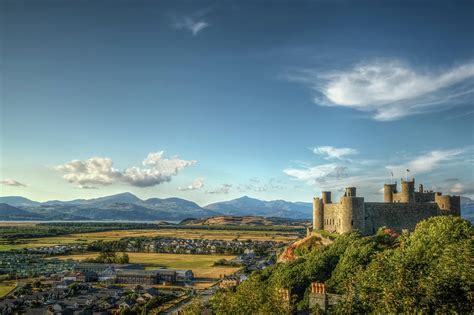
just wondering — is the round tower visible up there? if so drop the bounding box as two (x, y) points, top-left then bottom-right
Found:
(340, 195), (365, 234)
(383, 183), (396, 203)
(321, 191), (332, 204)
(400, 179), (415, 203)
(312, 197), (323, 230)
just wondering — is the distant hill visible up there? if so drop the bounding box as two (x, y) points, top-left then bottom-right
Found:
(0, 196), (40, 207)
(204, 196), (312, 219)
(0, 203), (45, 220)
(181, 215), (306, 226)
(461, 197), (474, 223)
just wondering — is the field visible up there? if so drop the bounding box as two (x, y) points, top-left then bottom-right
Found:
(0, 281), (16, 298)
(53, 252), (240, 280)
(0, 228), (299, 251)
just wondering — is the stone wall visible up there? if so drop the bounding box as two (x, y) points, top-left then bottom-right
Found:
(323, 203), (343, 233)
(414, 191), (436, 203)
(364, 202), (440, 234)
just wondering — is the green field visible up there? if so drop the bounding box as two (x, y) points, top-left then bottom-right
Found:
(53, 252), (240, 280)
(0, 281), (16, 298)
(0, 228), (299, 251)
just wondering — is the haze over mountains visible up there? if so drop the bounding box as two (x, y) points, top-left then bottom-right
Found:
(0, 193), (312, 221)
(1, 193), (473, 223)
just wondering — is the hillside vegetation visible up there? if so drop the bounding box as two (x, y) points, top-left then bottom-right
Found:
(210, 216), (473, 314)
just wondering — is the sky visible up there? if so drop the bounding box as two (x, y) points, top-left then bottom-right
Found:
(1, 0), (473, 205)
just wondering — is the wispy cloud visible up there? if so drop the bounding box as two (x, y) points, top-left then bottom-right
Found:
(173, 16), (209, 36)
(0, 178), (27, 187)
(386, 148), (465, 175)
(237, 178), (285, 193)
(284, 146), (472, 199)
(55, 151), (196, 189)
(311, 146), (358, 160)
(450, 182), (474, 195)
(178, 177), (205, 191)
(207, 184), (232, 194)
(288, 60), (474, 120)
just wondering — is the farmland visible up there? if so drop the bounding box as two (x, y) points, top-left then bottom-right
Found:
(0, 281), (16, 298)
(0, 228), (299, 251)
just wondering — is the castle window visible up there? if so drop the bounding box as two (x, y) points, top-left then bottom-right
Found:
(351, 220), (353, 226)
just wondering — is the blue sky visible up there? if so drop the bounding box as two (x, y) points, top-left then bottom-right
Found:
(1, 0), (473, 205)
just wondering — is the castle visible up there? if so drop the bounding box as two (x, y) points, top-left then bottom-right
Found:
(312, 178), (461, 235)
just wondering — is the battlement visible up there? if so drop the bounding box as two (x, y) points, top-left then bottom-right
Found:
(312, 178), (461, 235)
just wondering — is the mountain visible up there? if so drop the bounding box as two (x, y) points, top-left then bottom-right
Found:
(0, 196), (40, 207)
(41, 192), (141, 206)
(0, 194), (221, 221)
(0, 203), (45, 220)
(204, 196), (312, 219)
(461, 197), (474, 223)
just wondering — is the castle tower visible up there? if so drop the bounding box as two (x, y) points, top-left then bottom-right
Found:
(419, 184), (424, 193)
(321, 191), (332, 204)
(384, 183), (397, 203)
(345, 187), (356, 197)
(400, 178), (415, 203)
(313, 197), (324, 230)
(435, 194), (461, 216)
(340, 188), (365, 234)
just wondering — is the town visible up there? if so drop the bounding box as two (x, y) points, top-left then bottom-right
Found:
(0, 233), (288, 314)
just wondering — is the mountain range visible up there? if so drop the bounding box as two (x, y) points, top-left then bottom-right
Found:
(0, 193), (312, 221)
(1, 193), (473, 223)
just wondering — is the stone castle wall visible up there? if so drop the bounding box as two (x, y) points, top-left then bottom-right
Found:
(364, 202), (440, 234)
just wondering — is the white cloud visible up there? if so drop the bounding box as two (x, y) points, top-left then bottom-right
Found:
(450, 182), (474, 195)
(237, 178), (285, 193)
(0, 178), (26, 187)
(312, 146), (358, 160)
(284, 163), (348, 185)
(178, 177), (205, 191)
(55, 152), (196, 189)
(290, 61), (474, 120)
(284, 146), (471, 200)
(386, 149), (464, 176)
(207, 184), (232, 194)
(173, 17), (209, 36)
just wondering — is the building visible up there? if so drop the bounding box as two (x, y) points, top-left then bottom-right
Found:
(173, 269), (194, 282)
(116, 270), (162, 285)
(73, 263), (144, 274)
(115, 269), (184, 285)
(308, 282), (342, 311)
(219, 276), (240, 288)
(312, 178), (461, 235)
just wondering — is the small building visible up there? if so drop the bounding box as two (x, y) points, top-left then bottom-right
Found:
(219, 276), (240, 288)
(75, 271), (97, 282)
(308, 282), (343, 311)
